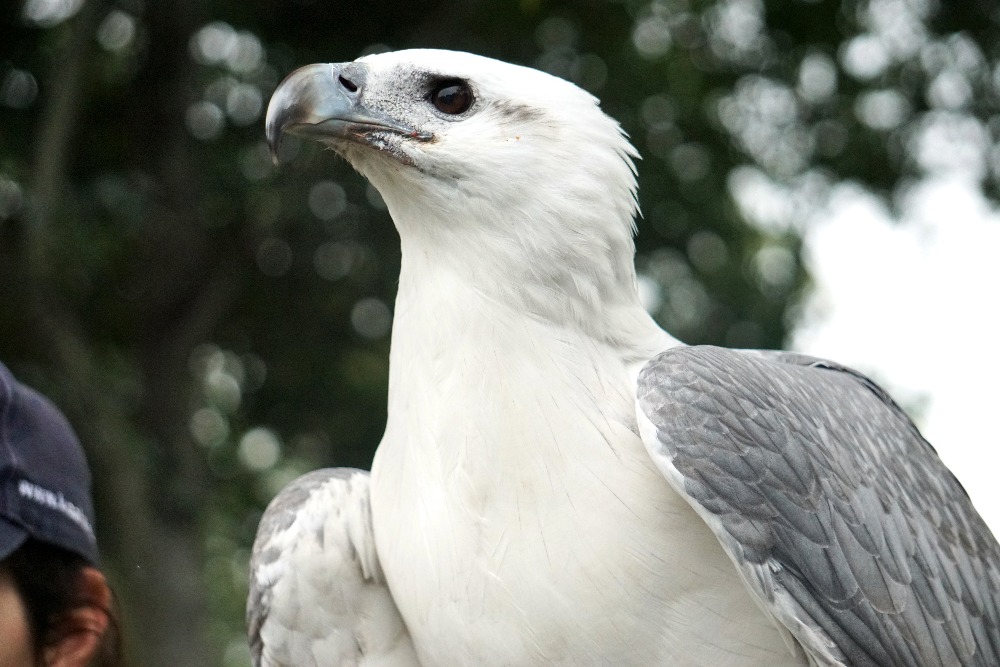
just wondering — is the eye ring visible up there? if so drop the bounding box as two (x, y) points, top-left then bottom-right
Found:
(430, 80), (473, 115)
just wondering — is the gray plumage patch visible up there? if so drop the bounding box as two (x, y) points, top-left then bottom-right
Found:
(488, 99), (548, 124)
(637, 345), (1000, 666)
(246, 467), (366, 665)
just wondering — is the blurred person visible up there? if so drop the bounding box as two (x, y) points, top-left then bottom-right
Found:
(0, 362), (122, 667)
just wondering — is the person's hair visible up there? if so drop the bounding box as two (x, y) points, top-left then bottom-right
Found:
(1, 539), (123, 667)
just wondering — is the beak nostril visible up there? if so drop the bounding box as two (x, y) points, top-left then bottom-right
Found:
(338, 75), (358, 93)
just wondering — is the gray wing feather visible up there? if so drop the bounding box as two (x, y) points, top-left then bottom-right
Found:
(247, 468), (419, 667)
(636, 345), (1000, 667)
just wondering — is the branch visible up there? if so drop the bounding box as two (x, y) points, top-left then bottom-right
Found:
(26, 0), (106, 275)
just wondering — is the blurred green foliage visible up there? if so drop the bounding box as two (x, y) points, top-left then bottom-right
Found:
(1, 0), (998, 664)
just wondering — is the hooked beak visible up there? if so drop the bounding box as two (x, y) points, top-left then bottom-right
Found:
(265, 62), (432, 164)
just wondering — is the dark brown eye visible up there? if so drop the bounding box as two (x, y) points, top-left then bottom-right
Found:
(430, 80), (473, 115)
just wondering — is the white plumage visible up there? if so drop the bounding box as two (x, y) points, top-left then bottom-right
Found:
(248, 469), (418, 665)
(250, 49), (1000, 666)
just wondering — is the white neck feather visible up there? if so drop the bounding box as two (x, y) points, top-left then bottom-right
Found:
(378, 157), (670, 355)
(380, 191), (678, 476)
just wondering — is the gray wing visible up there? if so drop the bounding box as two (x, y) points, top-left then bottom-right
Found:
(635, 345), (1000, 667)
(247, 468), (419, 667)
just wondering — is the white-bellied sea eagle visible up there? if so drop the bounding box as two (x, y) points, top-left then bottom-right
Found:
(247, 49), (1000, 666)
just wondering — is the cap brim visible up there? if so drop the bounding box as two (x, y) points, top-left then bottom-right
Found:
(0, 516), (29, 562)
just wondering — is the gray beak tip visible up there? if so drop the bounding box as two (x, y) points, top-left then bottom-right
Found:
(266, 131), (282, 166)
(265, 93), (292, 166)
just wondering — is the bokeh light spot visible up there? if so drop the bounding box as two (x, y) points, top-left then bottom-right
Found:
(185, 101), (225, 141)
(350, 298), (392, 339)
(926, 69), (972, 110)
(0, 176), (25, 220)
(640, 94), (676, 129)
(308, 181), (347, 220)
(855, 89), (910, 130)
(840, 34), (890, 80)
(225, 83), (263, 126)
(240, 142), (272, 181)
(754, 244), (796, 294)
(190, 22), (237, 65)
(22, 0), (82, 27)
(797, 53), (837, 103)
(238, 428), (281, 471)
(706, 0), (767, 62)
(687, 231), (728, 273)
(670, 143), (712, 183)
(97, 10), (136, 52)
(637, 274), (663, 314)
(314, 241), (359, 281)
(190, 408), (229, 448)
(225, 32), (264, 74)
(632, 16), (672, 60)
(1, 69), (38, 109)
(665, 278), (709, 329)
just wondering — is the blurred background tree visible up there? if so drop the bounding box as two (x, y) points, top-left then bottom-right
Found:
(1, 0), (997, 664)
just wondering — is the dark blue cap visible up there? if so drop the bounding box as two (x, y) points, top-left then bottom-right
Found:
(0, 362), (99, 564)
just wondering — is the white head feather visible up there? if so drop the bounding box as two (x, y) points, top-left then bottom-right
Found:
(270, 49), (663, 349)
